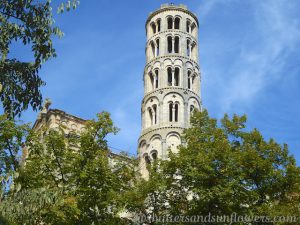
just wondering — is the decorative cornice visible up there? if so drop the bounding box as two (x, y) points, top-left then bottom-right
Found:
(139, 126), (185, 140)
(145, 55), (199, 68)
(32, 108), (87, 130)
(147, 30), (197, 44)
(142, 87), (200, 102)
(146, 6), (199, 28)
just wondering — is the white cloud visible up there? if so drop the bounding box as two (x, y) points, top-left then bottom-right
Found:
(199, 0), (300, 114)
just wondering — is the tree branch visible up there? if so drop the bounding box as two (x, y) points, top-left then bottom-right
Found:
(0, 10), (26, 23)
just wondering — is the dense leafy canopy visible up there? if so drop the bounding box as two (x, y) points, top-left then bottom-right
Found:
(0, 106), (299, 225)
(126, 110), (300, 225)
(0, 112), (136, 225)
(0, 0), (78, 118)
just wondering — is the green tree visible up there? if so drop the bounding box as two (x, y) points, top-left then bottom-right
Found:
(0, 0), (78, 118)
(0, 114), (29, 197)
(0, 112), (136, 225)
(127, 110), (300, 225)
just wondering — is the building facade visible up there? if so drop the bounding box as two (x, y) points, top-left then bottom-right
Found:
(138, 4), (202, 177)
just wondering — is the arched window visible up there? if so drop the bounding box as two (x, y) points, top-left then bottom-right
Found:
(153, 104), (157, 124)
(191, 23), (196, 35)
(156, 39), (160, 56)
(154, 70), (159, 89)
(186, 20), (191, 33)
(191, 43), (196, 59)
(148, 105), (158, 126)
(190, 105), (195, 113)
(149, 72), (154, 90)
(174, 36), (179, 53)
(145, 155), (151, 165)
(151, 23), (156, 34)
(174, 68), (180, 86)
(148, 107), (153, 126)
(188, 70), (192, 89)
(174, 17), (180, 29)
(187, 39), (191, 57)
(150, 42), (155, 58)
(169, 102), (173, 122)
(167, 36), (172, 53)
(169, 102), (179, 122)
(151, 151), (157, 160)
(157, 20), (161, 32)
(175, 103), (179, 122)
(168, 17), (173, 29)
(167, 67), (172, 86)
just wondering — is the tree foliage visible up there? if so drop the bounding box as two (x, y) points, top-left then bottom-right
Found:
(126, 110), (300, 225)
(0, 112), (136, 225)
(0, 108), (299, 225)
(0, 0), (79, 118)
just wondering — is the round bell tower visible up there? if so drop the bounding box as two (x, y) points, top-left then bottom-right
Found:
(138, 4), (201, 177)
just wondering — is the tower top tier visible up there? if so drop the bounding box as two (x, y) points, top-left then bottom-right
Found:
(146, 3), (199, 27)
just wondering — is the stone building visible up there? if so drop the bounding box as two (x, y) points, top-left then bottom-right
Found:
(27, 99), (130, 166)
(138, 4), (202, 177)
(30, 4), (202, 178)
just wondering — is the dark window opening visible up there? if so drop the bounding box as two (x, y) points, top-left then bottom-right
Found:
(155, 70), (159, 88)
(169, 102), (173, 122)
(151, 23), (156, 34)
(152, 152), (157, 160)
(157, 20), (161, 32)
(175, 104), (179, 122)
(187, 40), (190, 56)
(188, 71), (191, 89)
(149, 72), (154, 90)
(153, 105), (157, 124)
(167, 68), (172, 86)
(174, 68), (180, 86)
(174, 37), (179, 53)
(156, 39), (160, 56)
(186, 21), (190, 33)
(168, 36), (172, 53)
(168, 17), (173, 29)
(145, 155), (151, 164)
(175, 18), (180, 29)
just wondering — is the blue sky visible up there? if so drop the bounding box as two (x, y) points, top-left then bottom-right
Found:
(9, 0), (300, 161)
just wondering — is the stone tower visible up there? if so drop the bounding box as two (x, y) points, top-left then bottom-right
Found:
(138, 4), (201, 177)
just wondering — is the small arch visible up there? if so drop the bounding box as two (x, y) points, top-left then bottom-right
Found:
(174, 103), (179, 122)
(157, 19), (161, 32)
(151, 150), (158, 160)
(190, 105), (195, 113)
(187, 39), (191, 57)
(151, 22), (156, 34)
(186, 20), (191, 33)
(167, 67), (172, 86)
(167, 36), (173, 53)
(174, 67), (180, 86)
(150, 41), (155, 58)
(174, 36), (179, 53)
(145, 154), (151, 165)
(149, 72), (154, 91)
(191, 23), (197, 35)
(156, 38), (160, 56)
(174, 17), (180, 29)
(187, 70), (192, 89)
(169, 102), (173, 122)
(167, 17), (173, 29)
(139, 140), (147, 148)
(166, 132), (181, 154)
(191, 42), (197, 60)
(148, 107), (153, 126)
(168, 101), (179, 122)
(153, 104), (157, 124)
(154, 69), (159, 89)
